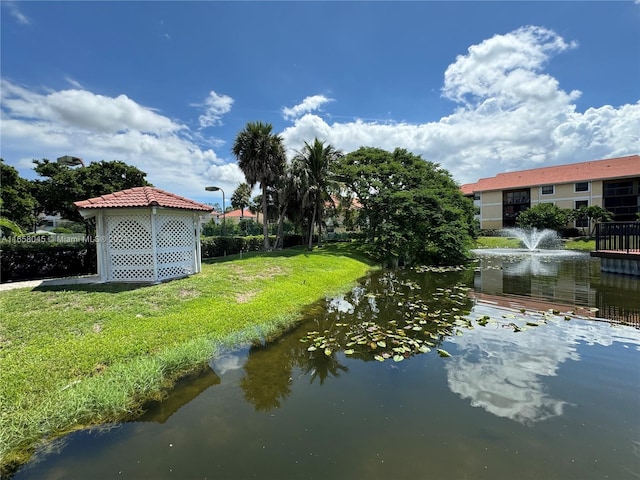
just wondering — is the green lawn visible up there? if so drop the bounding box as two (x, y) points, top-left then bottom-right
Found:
(474, 236), (523, 249)
(564, 238), (595, 251)
(0, 243), (375, 472)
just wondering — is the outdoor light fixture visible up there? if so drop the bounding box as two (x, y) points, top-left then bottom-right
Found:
(205, 186), (226, 236)
(56, 155), (85, 167)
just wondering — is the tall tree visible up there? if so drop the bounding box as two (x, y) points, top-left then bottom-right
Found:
(0, 159), (37, 230)
(292, 138), (342, 250)
(335, 147), (475, 266)
(232, 122), (286, 250)
(230, 182), (252, 219)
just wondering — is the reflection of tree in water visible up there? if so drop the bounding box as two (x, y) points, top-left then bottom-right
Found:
(240, 343), (294, 412)
(300, 350), (349, 385)
(241, 316), (350, 410)
(240, 267), (475, 411)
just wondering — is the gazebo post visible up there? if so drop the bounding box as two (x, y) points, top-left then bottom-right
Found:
(95, 211), (107, 282)
(194, 213), (203, 273)
(150, 207), (159, 283)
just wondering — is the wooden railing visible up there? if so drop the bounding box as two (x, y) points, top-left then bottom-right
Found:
(595, 222), (640, 253)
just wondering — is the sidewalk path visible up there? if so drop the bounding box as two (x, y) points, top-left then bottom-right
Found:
(0, 275), (102, 291)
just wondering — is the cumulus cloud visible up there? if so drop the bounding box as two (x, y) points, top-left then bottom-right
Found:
(193, 90), (234, 128)
(205, 163), (245, 186)
(282, 94), (333, 120)
(1, 80), (183, 134)
(281, 26), (639, 184)
(442, 26), (578, 106)
(0, 79), (239, 199)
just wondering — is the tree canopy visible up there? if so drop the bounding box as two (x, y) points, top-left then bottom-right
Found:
(571, 205), (613, 235)
(0, 159), (36, 230)
(231, 183), (252, 214)
(335, 147), (476, 266)
(516, 203), (571, 231)
(32, 159), (151, 223)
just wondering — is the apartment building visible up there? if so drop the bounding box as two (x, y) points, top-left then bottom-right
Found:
(460, 155), (640, 230)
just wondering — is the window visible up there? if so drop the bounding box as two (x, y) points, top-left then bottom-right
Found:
(541, 185), (554, 195)
(575, 182), (589, 192)
(473, 193), (481, 201)
(575, 200), (588, 228)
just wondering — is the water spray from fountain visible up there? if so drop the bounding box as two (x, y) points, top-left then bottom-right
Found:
(502, 228), (562, 251)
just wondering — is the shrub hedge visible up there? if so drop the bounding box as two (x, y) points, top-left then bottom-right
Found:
(1, 241), (97, 283)
(0, 235), (305, 283)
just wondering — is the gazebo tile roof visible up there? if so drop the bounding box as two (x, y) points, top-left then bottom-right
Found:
(74, 186), (213, 212)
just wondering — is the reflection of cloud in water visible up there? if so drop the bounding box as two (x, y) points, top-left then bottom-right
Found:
(446, 304), (640, 425)
(211, 353), (245, 375)
(327, 295), (355, 314)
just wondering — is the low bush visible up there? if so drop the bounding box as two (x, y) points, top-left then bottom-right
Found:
(200, 234), (304, 258)
(559, 227), (582, 238)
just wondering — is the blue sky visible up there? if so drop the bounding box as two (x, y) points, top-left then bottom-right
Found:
(2, 1), (639, 206)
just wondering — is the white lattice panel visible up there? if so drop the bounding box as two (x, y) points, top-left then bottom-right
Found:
(155, 215), (195, 281)
(106, 215), (154, 281)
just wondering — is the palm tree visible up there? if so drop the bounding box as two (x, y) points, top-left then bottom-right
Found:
(232, 122), (286, 250)
(231, 182), (252, 220)
(292, 138), (342, 250)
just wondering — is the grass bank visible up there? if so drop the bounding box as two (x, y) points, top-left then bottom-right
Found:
(0, 243), (375, 472)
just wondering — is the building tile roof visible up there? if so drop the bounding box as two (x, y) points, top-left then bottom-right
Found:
(460, 155), (640, 195)
(74, 186), (213, 212)
(223, 209), (256, 219)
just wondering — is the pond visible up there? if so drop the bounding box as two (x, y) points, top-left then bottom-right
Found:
(13, 252), (640, 480)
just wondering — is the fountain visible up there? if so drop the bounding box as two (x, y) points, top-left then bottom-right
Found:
(501, 227), (562, 251)
(471, 226), (587, 263)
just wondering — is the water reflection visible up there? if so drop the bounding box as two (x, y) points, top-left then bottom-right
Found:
(446, 303), (640, 424)
(138, 366), (221, 423)
(473, 252), (640, 327)
(12, 261), (640, 480)
(231, 269), (474, 412)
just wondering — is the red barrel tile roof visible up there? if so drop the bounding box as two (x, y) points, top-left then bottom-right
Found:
(74, 186), (213, 211)
(460, 155), (640, 195)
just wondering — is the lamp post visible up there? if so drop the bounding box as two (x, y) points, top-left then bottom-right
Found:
(205, 186), (225, 236)
(57, 155), (85, 167)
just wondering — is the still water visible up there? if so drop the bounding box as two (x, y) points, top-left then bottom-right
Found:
(14, 252), (640, 480)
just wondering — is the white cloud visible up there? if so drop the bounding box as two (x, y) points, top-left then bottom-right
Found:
(282, 94), (334, 120)
(281, 26), (638, 185)
(442, 26), (578, 106)
(0, 79), (231, 199)
(193, 90), (234, 128)
(205, 163), (246, 187)
(3, 0), (30, 25)
(64, 76), (84, 89)
(1, 80), (183, 135)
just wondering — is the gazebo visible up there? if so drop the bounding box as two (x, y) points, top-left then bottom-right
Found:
(74, 187), (213, 283)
